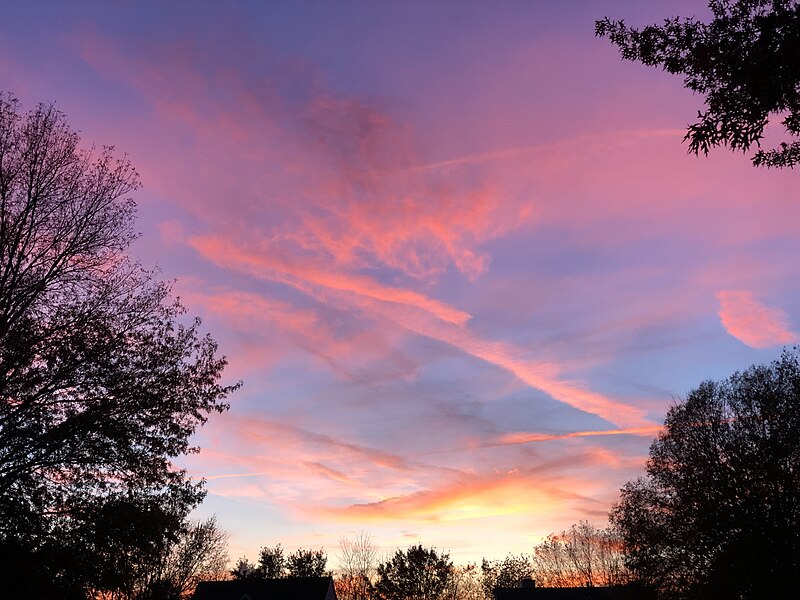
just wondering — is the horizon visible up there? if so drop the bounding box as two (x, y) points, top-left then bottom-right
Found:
(3, 0), (799, 566)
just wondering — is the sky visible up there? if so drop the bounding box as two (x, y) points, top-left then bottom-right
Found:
(3, 1), (800, 566)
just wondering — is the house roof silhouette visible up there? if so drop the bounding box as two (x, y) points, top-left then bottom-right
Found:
(494, 584), (655, 600)
(192, 576), (337, 600)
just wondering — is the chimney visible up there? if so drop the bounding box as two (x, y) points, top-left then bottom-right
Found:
(519, 579), (536, 588)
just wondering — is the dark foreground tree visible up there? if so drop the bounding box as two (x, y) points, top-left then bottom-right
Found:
(0, 93), (238, 595)
(230, 557), (260, 580)
(597, 1), (800, 167)
(611, 348), (800, 599)
(258, 544), (286, 578)
(232, 545), (328, 580)
(286, 547), (329, 578)
(373, 545), (454, 600)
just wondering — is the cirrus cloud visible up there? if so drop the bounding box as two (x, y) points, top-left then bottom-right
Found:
(716, 290), (797, 349)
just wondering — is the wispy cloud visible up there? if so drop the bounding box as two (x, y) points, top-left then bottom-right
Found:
(323, 459), (611, 524)
(187, 235), (472, 325)
(365, 303), (652, 429)
(76, 31), (537, 283)
(42, 6), (799, 562)
(716, 290), (797, 349)
(495, 425), (662, 447)
(186, 239), (651, 428)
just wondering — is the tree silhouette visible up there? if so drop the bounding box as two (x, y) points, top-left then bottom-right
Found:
(480, 554), (533, 597)
(532, 521), (631, 588)
(258, 544), (286, 578)
(597, 0), (800, 167)
(230, 557), (260, 580)
(135, 516), (229, 600)
(374, 545), (454, 600)
(231, 544), (329, 580)
(286, 548), (329, 578)
(611, 348), (800, 599)
(0, 93), (238, 594)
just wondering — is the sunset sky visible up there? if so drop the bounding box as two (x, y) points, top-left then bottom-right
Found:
(4, 1), (799, 565)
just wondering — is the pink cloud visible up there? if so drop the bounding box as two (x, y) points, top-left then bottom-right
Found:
(187, 409), (640, 525)
(176, 283), (422, 386)
(187, 235), (471, 325)
(75, 31), (537, 285)
(185, 415), (428, 508)
(716, 290), (798, 349)
(354, 300), (652, 429)
(186, 235), (651, 428)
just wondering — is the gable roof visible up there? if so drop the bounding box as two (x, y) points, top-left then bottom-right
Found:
(192, 577), (336, 600)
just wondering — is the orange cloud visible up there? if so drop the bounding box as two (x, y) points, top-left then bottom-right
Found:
(716, 290), (798, 349)
(322, 465), (608, 524)
(496, 425), (662, 446)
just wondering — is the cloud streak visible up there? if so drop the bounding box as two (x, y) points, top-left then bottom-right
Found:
(188, 235), (472, 325)
(187, 235), (651, 428)
(370, 304), (652, 428)
(716, 290), (798, 349)
(496, 426), (662, 446)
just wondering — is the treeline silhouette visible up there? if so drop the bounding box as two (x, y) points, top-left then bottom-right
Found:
(224, 524), (631, 600)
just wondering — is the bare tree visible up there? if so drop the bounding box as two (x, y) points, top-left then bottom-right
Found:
(444, 563), (483, 600)
(90, 516), (229, 599)
(533, 521), (631, 588)
(336, 532), (378, 600)
(480, 554), (534, 598)
(149, 516), (230, 598)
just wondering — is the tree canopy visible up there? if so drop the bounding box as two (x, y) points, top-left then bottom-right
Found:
(286, 548), (329, 578)
(611, 348), (800, 599)
(0, 93), (238, 595)
(231, 544), (329, 580)
(258, 544), (286, 578)
(373, 545), (454, 600)
(597, 0), (800, 167)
